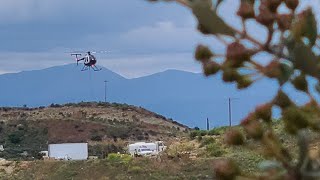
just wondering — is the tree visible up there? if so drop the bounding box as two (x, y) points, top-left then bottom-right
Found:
(148, 0), (320, 179)
(8, 131), (23, 144)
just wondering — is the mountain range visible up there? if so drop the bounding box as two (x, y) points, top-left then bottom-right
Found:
(0, 64), (311, 128)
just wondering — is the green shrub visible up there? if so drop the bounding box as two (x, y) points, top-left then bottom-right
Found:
(49, 103), (61, 108)
(90, 135), (102, 141)
(107, 153), (132, 165)
(197, 135), (203, 142)
(89, 144), (123, 158)
(128, 166), (144, 174)
(198, 130), (208, 136)
(8, 131), (23, 144)
(209, 127), (228, 136)
(189, 131), (198, 140)
(206, 143), (224, 157)
(208, 129), (219, 135)
(190, 130), (208, 140)
(224, 129), (245, 146)
(90, 134), (103, 141)
(200, 137), (215, 148)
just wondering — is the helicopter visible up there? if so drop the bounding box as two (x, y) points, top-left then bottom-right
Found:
(70, 51), (103, 71)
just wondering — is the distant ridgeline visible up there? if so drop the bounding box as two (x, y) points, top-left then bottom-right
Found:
(0, 64), (311, 128)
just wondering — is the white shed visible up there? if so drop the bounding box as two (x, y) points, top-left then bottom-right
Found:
(48, 143), (88, 160)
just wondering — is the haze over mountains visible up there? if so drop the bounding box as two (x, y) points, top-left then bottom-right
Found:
(0, 64), (310, 128)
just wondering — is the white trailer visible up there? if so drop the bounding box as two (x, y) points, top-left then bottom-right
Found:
(48, 143), (88, 160)
(128, 141), (166, 157)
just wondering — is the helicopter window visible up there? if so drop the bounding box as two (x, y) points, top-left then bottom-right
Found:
(85, 57), (90, 63)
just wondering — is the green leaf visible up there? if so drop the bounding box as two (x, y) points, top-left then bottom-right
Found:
(291, 42), (319, 79)
(190, 0), (235, 36)
(278, 60), (294, 85)
(291, 8), (317, 46)
(285, 38), (320, 81)
(291, 73), (308, 92)
(303, 9), (317, 46)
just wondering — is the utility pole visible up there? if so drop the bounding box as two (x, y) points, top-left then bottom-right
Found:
(104, 80), (108, 103)
(206, 118), (210, 131)
(228, 98), (231, 127)
(228, 98), (238, 127)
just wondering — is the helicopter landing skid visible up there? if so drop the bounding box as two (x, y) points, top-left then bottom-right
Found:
(92, 65), (102, 71)
(80, 65), (102, 72)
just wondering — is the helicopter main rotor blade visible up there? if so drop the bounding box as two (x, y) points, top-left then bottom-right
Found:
(65, 50), (112, 55)
(71, 53), (82, 56)
(91, 50), (111, 54)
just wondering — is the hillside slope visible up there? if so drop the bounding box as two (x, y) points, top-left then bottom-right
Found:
(1, 119), (320, 179)
(0, 102), (188, 160)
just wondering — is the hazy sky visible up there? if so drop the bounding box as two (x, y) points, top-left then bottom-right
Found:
(1, 0), (319, 78)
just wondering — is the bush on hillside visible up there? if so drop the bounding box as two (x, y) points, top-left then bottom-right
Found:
(8, 131), (23, 144)
(189, 130), (208, 140)
(189, 131), (198, 140)
(206, 143), (225, 157)
(89, 144), (124, 158)
(200, 137), (215, 148)
(107, 153), (133, 165)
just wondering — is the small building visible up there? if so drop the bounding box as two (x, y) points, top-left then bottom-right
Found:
(48, 143), (88, 160)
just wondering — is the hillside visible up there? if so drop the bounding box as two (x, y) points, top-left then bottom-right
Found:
(0, 102), (188, 160)
(2, 120), (320, 179)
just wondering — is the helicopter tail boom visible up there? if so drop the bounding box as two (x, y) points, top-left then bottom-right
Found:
(71, 53), (82, 65)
